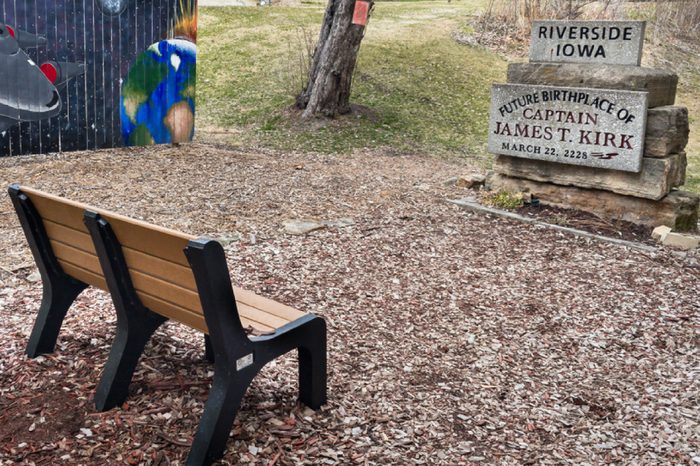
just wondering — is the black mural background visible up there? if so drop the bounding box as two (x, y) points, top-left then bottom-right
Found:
(0, 0), (180, 156)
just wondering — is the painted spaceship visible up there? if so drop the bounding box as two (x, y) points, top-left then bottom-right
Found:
(0, 22), (85, 132)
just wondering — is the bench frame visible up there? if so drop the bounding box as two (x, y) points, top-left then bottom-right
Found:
(9, 185), (88, 357)
(8, 185), (327, 466)
(85, 211), (327, 465)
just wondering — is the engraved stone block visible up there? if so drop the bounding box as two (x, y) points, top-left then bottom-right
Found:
(530, 20), (645, 66)
(489, 83), (648, 172)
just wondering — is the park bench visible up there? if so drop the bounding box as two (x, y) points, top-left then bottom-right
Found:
(8, 184), (327, 465)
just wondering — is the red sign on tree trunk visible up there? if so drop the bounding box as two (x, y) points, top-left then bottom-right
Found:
(352, 0), (370, 26)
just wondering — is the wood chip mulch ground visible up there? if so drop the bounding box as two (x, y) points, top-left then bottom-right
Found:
(0, 143), (698, 465)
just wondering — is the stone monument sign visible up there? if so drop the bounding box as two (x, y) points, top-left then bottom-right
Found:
(482, 18), (698, 231)
(489, 83), (648, 172)
(529, 20), (645, 66)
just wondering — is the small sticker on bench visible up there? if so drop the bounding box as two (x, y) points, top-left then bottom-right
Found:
(236, 353), (254, 371)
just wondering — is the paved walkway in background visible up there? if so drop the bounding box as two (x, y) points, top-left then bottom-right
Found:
(200, 0), (254, 5)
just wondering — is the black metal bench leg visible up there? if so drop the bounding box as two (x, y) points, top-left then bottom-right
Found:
(8, 185), (88, 358)
(184, 239), (263, 465)
(26, 279), (87, 358)
(298, 317), (328, 410)
(84, 211), (169, 412)
(204, 335), (215, 363)
(185, 239), (328, 465)
(186, 371), (255, 466)
(94, 310), (166, 411)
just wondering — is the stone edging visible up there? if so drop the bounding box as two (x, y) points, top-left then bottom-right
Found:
(448, 197), (659, 253)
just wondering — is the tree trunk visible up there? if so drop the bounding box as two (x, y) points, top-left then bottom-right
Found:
(297, 0), (373, 119)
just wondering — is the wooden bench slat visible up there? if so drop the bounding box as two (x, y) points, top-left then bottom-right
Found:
(51, 240), (103, 277)
(50, 240), (204, 320)
(108, 217), (192, 268)
(22, 189), (87, 232)
(58, 260), (108, 290)
(55, 260), (210, 334)
(44, 220), (96, 254)
(54, 243), (286, 333)
(53, 240), (293, 332)
(52, 263), (276, 336)
(237, 302), (293, 330)
(137, 292), (209, 334)
(137, 293), (276, 336)
(130, 271), (290, 331)
(59, 256), (208, 332)
(130, 269), (203, 314)
(22, 187), (195, 267)
(123, 248), (197, 292)
(234, 287), (307, 322)
(44, 220), (198, 292)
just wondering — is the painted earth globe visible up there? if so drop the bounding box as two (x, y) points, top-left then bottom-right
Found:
(120, 38), (196, 146)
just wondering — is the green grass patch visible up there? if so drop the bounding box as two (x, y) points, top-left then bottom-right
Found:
(484, 190), (524, 210)
(196, 1), (700, 196)
(196, 1), (504, 160)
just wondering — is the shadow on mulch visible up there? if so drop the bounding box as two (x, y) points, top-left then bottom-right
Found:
(0, 389), (87, 457)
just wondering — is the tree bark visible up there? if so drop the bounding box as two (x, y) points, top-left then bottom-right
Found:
(297, 0), (373, 119)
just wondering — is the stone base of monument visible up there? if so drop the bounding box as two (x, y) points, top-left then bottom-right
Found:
(507, 63), (678, 108)
(645, 106), (689, 157)
(493, 153), (686, 201)
(486, 173), (699, 231)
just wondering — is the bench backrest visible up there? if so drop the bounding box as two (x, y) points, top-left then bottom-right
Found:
(16, 186), (209, 333)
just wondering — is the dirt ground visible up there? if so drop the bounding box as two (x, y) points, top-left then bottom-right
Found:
(0, 144), (698, 465)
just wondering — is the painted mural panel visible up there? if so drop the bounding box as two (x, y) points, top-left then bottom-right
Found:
(0, 0), (197, 156)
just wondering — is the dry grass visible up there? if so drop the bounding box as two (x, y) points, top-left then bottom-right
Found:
(473, 0), (700, 50)
(477, 0), (624, 35)
(650, 0), (700, 44)
(196, 1), (504, 157)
